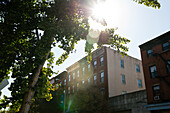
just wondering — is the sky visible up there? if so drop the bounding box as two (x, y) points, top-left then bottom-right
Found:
(1, 0), (170, 97)
(52, 0), (170, 75)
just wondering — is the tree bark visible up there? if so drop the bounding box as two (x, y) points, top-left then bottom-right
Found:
(19, 36), (54, 113)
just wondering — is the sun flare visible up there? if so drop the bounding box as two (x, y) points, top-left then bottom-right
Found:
(86, 0), (124, 44)
(90, 0), (123, 29)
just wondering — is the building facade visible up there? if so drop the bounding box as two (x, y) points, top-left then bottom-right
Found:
(139, 31), (170, 113)
(51, 46), (145, 98)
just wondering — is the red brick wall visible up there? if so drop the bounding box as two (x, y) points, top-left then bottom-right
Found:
(140, 40), (170, 104)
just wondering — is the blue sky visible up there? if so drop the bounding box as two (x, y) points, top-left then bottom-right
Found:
(1, 0), (170, 97)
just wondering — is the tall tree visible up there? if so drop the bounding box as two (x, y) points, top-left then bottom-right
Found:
(69, 86), (109, 113)
(0, 0), (160, 112)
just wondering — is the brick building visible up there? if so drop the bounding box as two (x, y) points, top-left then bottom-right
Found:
(51, 46), (145, 98)
(139, 31), (170, 113)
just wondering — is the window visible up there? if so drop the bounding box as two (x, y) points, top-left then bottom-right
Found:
(94, 60), (97, 68)
(121, 75), (126, 84)
(136, 64), (140, 72)
(56, 84), (59, 89)
(82, 66), (85, 74)
(167, 61), (170, 74)
(73, 72), (75, 80)
(120, 60), (124, 68)
(122, 91), (126, 94)
(88, 78), (90, 83)
(77, 69), (79, 77)
(60, 81), (62, 87)
(88, 64), (91, 71)
(162, 42), (170, 51)
(68, 74), (71, 82)
(50, 79), (54, 84)
(150, 65), (157, 78)
(68, 87), (70, 94)
(100, 56), (104, 66)
(100, 71), (104, 83)
(152, 85), (160, 101)
(147, 49), (153, 57)
(138, 79), (142, 87)
(94, 75), (97, 85)
(64, 79), (66, 85)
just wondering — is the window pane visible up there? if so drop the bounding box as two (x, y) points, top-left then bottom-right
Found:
(122, 91), (126, 94)
(138, 79), (142, 87)
(50, 79), (54, 84)
(101, 72), (104, 83)
(152, 85), (160, 101)
(68, 74), (71, 82)
(88, 78), (90, 83)
(94, 75), (97, 85)
(77, 69), (79, 77)
(121, 75), (125, 84)
(167, 61), (170, 74)
(136, 65), (140, 72)
(120, 60), (124, 68)
(88, 64), (90, 71)
(100, 57), (104, 66)
(153, 85), (160, 91)
(60, 81), (62, 87)
(94, 75), (97, 80)
(162, 42), (170, 51)
(82, 67), (85, 74)
(150, 65), (157, 78)
(94, 60), (97, 68)
(64, 79), (66, 85)
(147, 49), (153, 57)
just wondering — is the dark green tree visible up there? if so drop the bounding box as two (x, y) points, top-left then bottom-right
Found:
(0, 0), (160, 112)
(68, 86), (109, 113)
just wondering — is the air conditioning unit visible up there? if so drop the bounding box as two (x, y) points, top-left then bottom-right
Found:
(154, 95), (160, 100)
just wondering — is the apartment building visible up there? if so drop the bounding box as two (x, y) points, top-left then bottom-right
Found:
(139, 31), (170, 113)
(51, 46), (145, 98)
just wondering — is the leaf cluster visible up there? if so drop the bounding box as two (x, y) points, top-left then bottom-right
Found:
(134, 0), (161, 9)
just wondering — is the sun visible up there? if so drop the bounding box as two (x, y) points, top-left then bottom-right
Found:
(90, 0), (123, 28)
(91, 1), (107, 21)
(86, 0), (124, 44)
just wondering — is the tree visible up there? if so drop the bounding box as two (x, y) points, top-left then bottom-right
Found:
(68, 86), (109, 113)
(0, 0), (160, 112)
(29, 88), (65, 113)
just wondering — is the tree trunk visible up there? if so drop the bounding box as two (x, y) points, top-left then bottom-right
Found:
(19, 64), (43, 113)
(19, 35), (54, 113)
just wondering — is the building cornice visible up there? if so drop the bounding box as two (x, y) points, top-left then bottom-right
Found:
(139, 31), (170, 51)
